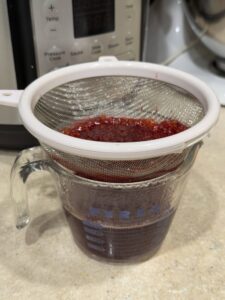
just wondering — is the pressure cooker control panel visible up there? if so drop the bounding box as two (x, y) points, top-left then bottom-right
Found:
(30, 0), (142, 76)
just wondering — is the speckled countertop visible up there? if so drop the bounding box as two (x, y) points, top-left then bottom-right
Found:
(0, 110), (225, 300)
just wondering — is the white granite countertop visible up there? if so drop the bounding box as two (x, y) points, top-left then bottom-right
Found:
(0, 110), (225, 300)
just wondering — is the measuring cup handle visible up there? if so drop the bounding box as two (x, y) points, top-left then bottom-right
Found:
(10, 146), (54, 229)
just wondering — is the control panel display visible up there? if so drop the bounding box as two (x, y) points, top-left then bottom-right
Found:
(30, 0), (142, 76)
(73, 0), (115, 38)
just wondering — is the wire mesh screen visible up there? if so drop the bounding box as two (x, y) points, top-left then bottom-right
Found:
(34, 76), (204, 182)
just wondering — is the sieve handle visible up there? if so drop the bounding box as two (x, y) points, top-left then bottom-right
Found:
(0, 90), (23, 107)
(10, 146), (55, 229)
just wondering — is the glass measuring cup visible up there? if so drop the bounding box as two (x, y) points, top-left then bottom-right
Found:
(11, 144), (199, 263)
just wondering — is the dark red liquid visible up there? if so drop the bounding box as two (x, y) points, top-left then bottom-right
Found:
(61, 115), (188, 142)
(65, 209), (175, 262)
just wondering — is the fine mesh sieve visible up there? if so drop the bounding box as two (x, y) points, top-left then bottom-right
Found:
(33, 75), (204, 182)
(14, 58), (219, 183)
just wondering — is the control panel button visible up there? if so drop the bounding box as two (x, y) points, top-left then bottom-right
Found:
(125, 0), (135, 21)
(44, 0), (59, 14)
(125, 33), (134, 47)
(70, 43), (85, 62)
(126, 0), (134, 7)
(91, 40), (103, 56)
(45, 21), (60, 39)
(44, 0), (59, 22)
(44, 45), (66, 64)
(45, 15), (59, 22)
(107, 36), (121, 53)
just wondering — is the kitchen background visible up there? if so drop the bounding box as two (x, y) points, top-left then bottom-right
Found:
(0, 0), (224, 299)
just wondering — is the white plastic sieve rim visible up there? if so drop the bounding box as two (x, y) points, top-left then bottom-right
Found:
(18, 60), (220, 160)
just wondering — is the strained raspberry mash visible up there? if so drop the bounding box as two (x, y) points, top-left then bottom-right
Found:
(61, 115), (188, 142)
